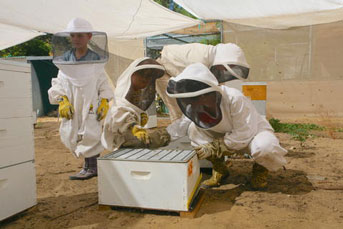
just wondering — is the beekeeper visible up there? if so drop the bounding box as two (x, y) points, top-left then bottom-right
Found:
(48, 18), (113, 180)
(157, 43), (249, 122)
(166, 63), (287, 190)
(101, 57), (170, 151)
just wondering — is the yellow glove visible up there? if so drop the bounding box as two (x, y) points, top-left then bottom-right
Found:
(194, 138), (233, 160)
(131, 125), (150, 145)
(58, 95), (74, 120)
(140, 113), (149, 126)
(96, 98), (109, 121)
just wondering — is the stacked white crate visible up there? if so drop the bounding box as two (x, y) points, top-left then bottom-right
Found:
(0, 60), (37, 221)
(98, 148), (201, 211)
(242, 82), (267, 116)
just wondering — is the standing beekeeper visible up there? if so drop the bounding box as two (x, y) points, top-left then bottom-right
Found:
(101, 57), (170, 151)
(166, 63), (287, 190)
(157, 43), (249, 123)
(48, 18), (113, 180)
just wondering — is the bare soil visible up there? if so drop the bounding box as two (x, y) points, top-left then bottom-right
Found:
(2, 117), (343, 229)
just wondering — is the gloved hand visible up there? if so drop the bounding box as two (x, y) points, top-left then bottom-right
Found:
(131, 125), (150, 145)
(58, 95), (74, 120)
(140, 112), (149, 127)
(194, 138), (233, 160)
(148, 128), (171, 149)
(96, 98), (109, 121)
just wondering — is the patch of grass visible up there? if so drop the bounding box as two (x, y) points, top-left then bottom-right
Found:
(269, 118), (324, 142)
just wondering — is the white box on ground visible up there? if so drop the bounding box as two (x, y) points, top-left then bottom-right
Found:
(0, 59), (36, 221)
(242, 82), (267, 116)
(0, 117), (34, 168)
(159, 136), (212, 168)
(0, 161), (37, 221)
(98, 149), (201, 211)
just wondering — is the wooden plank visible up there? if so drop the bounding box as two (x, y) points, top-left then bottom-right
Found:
(98, 204), (112, 211)
(97, 190), (206, 217)
(172, 21), (220, 35)
(180, 190), (205, 219)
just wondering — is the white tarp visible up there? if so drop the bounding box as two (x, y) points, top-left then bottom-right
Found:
(0, 23), (45, 51)
(0, 0), (198, 50)
(174, 0), (343, 29)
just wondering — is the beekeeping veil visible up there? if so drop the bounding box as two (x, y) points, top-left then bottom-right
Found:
(115, 57), (165, 112)
(167, 63), (223, 129)
(51, 18), (108, 86)
(210, 43), (250, 83)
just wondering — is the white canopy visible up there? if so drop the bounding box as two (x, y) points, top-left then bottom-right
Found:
(0, 0), (199, 50)
(174, 0), (343, 29)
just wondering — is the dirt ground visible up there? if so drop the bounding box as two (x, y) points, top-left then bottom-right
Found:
(2, 117), (343, 229)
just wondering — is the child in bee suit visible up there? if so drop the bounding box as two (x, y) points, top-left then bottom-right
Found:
(48, 18), (113, 180)
(101, 57), (171, 151)
(166, 63), (287, 190)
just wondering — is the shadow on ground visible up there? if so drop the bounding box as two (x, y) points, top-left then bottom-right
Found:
(196, 160), (314, 216)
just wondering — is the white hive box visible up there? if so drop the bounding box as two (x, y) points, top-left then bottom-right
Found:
(0, 161), (36, 221)
(242, 82), (267, 116)
(158, 136), (213, 168)
(0, 60), (36, 221)
(98, 149), (201, 211)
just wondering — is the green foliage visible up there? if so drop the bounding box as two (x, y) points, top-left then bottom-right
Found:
(155, 94), (169, 115)
(200, 38), (221, 46)
(154, 0), (197, 19)
(0, 34), (52, 57)
(269, 118), (324, 142)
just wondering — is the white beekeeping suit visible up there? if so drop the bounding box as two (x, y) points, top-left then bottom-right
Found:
(102, 57), (170, 151)
(48, 18), (113, 180)
(159, 43), (250, 140)
(167, 63), (287, 190)
(157, 43), (216, 122)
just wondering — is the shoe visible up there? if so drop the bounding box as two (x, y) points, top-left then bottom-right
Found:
(201, 155), (230, 189)
(69, 154), (99, 180)
(201, 169), (230, 189)
(69, 168), (94, 180)
(251, 163), (269, 190)
(69, 168), (97, 180)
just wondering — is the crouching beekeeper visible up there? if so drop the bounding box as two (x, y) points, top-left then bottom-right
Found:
(157, 42), (250, 123)
(101, 57), (170, 151)
(166, 63), (288, 190)
(48, 18), (113, 180)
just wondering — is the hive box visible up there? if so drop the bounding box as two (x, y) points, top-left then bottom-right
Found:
(158, 136), (213, 168)
(242, 82), (267, 116)
(98, 149), (201, 211)
(0, 60), (36, 221)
